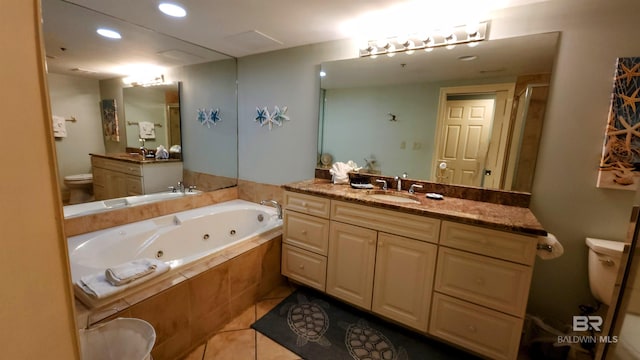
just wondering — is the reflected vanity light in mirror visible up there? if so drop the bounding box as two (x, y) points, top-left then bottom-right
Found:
(359, 22), (487, 57)
(319, 32), (559, 192)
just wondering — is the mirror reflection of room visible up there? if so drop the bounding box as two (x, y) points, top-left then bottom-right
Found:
(318, 32), (557, 192)
(43, 0), (238, 211)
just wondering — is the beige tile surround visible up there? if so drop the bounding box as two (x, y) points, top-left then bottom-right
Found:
(69, 181), (288, 360)
(78, 232), (286, 360)
(64, 187), (238, 237)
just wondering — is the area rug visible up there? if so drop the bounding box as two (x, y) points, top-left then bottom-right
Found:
(252, 287), (479, 360)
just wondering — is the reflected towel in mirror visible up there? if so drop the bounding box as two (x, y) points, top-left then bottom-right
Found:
(52, 115), (67, 138)
(138, 121), (156, 139)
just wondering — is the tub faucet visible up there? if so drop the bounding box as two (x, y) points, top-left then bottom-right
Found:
(179, 181), (185, 193)
(260, 199), (282, 219)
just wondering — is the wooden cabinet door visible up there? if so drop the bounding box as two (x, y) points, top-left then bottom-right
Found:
(326, 221), (377, 309)
(372, 233), (437, 332)
(105, 171), (127, 199)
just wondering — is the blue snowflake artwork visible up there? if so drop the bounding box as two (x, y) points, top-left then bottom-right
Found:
(271, 106), (290, 128)
(255, 107), (272, 128)
(197, 108), (207, 125)
(255, 106), (290, 131)
(198, 108), (222, 128)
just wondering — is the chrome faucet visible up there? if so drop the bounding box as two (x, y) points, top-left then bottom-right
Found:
(260, 199), (282, 219)
(139, 138), (147, 158)
(409, 183), (423, 194)
(394, 176), (402, 191)
(375, 179), (388, 190)
(177, 181), (185, 193)
(394, 172), (408, 191)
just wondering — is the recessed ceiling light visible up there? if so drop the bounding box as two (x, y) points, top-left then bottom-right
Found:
(159, 3), (187, 17)
(96, 28), (121, 39)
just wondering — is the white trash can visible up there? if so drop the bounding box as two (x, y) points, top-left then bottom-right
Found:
(79, 318), (156, 360)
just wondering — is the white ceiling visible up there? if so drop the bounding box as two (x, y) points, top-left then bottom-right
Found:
(42, 0), (553, 79)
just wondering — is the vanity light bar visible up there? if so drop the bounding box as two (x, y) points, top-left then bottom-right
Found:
(359, 21), (488, 57)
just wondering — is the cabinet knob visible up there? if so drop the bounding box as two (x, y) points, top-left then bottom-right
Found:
(467, 325), (477, 333)
(301, 230), (308, 235)
(298, 264), (305, 270)
(378, 240), (384, 247)
(301, 202), (308, 207)
(369, 239), (375, 245)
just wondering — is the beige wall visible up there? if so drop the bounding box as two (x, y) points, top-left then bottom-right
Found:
(237, 0), (640, 324)
(48, 73), (104, 196)
(1, 1), (79, 359)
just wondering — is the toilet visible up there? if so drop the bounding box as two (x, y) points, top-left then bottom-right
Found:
(586, 237), (626, 305)
(64, 173), (94, 205)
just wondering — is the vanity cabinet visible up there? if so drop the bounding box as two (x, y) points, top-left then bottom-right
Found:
(326, 221), (377, 309)
(283, 192), (439, 332)
(429, 221), (538, 360)
(281, 192), (331, 291)
(91, 155), (183, 200)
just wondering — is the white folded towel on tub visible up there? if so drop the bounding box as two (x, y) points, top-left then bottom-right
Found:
(77, 258), (170, 299)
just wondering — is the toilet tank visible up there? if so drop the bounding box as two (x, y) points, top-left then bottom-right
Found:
(586, 238), (626, 306)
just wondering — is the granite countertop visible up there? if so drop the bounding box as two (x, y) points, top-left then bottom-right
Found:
(90, 153), (182, 164)
(283, 179), (547, 236)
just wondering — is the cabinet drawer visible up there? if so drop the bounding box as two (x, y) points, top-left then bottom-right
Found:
(331, 200), (440, 243)
(440, 221), (537, 265)
(282, 244), (327, 291)
(91, 156), (142, 176)
(121, 163), (142, 176)
(435, 247), (532, 316)
(284, 210), (330, 255)
(429, 293), (523, 360)
(284, 191), (331, 218)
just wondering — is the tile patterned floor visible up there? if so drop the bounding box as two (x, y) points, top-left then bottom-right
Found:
(182, 283), (302, 360)
(181, 282), (550, 360)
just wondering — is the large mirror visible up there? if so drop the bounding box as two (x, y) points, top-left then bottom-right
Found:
(122, 83), (181, 151)
(318, 32), (559, 192)
(42, 0), (238, 213)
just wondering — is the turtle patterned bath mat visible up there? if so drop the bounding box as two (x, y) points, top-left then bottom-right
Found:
(251, 287), (479, 360)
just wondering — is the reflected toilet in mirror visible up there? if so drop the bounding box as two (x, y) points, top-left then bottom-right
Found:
(64, 173), (94, 205)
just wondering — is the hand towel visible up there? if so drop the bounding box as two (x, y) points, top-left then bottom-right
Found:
(77, 259), (169, 299)
(329, 161), (362, 184)
(53, 115), (67, 138)
(138, 121), (156, 139)
(105, 258), (163, 286)
(536, 233), (564, 260)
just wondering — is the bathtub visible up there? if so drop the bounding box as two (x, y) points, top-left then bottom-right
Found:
(63, 190), (202, 218)
(68, 199), (282, 305)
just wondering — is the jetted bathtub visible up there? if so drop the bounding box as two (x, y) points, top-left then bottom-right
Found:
(68, 199), (282, 305)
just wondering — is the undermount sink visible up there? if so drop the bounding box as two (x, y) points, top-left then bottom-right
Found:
(365, 190), (421, 204)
